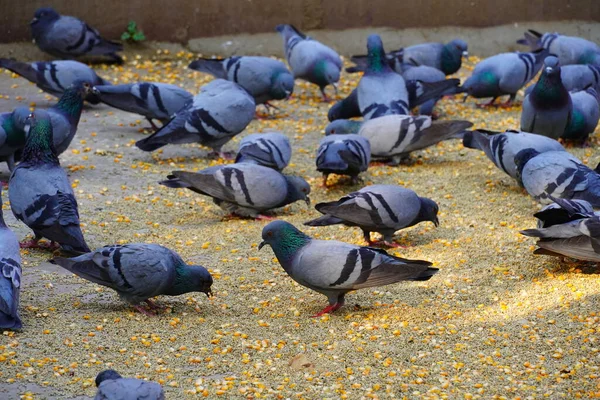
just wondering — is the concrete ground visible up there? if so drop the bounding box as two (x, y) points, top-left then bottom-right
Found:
(0, 36), (599, 399)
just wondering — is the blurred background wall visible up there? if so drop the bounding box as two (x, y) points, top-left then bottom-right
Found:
(2, 0), (599, 43)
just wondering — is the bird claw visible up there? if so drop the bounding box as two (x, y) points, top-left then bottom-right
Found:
(19, 239), (60, 250)
(255, 214), (275, 221)
(133, 305), (156, 316)
(144, 299), (165, 310)
(208, 151), (235, 160)
(311, 302), (343, 318)
(367, 240), (407, 249)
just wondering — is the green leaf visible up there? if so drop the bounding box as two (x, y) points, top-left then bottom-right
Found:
(132, 32), (146, 42)
(127, 21), (137, 31)
(121, 32), (131, 41)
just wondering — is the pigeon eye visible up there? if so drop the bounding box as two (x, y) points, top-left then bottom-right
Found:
(330, 129), (335, 134)
(266, 231), (273, 237)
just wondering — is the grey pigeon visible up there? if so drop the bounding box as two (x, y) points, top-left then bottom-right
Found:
(348, 39), (468, 75)
(357, 35), (459, 120)
(159, 164), (310, 219)
(95, 82), (193, 130)
(95, 369), (165, 400)
(462, 49), (548, 106)
(462, 129), (566, 180)
(316, 134), (371, 186)
(51, 244), (213, 315)
(560, 64), (600, 92)
(276, 24), (342, 100)
(514, 149), (600, 206)
(235, 132), (291, 171)
(44, 80), (98, 155)
(189, 56), (294, 107)
(357, 34), (409, 119)
(520, 198), (600, 262)
(8, 111), (90, 253)
(30, 7), (123, 63)
(135, 79), (255, 158)
(326, 115), (471, 165)
(0, 188), (22, 330)
(328, 89), (362, 121)
(0, 59), (108, 104)
(304, 184), (439, 247)
(562, 87), (600, 143)
(518, 30), (600, 66)
(0, 107), (30, 172)
(521, 56), (572, 139)
(259, 220), (437, 316)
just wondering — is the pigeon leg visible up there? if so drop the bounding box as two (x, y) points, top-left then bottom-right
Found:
(144, 299), (165, 310)
(132, 305), (156, 316)
(264, 101), (280, 111)
(350, 175), (359, 185)
(476, 97), (498, 108)
(320, 87), (331, 102)
(312, 303), (343, 317)
(362, 230), (372, 244)
(321, 174), (329, 187)
(207, 150), (235, 160)
(382, 241), (407, 248)
(255, 214), (275, 221)
(146, 117), (159, 131)
(498, 94), (517, 108)
(20, 238), (42, 249)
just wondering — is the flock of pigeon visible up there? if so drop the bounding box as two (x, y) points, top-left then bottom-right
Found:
(1, 7), (600, 397)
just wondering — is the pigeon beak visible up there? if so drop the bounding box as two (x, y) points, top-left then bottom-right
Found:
(433, 217), (440, 227)
(285, 90), (292, 99)
(545, 66), (553, 73)
(462, 50), (469, 57)
(305, 195), (311, 206)
(205, 289), (213, 298)
(91, 86), (100, 96)
(30, 17), (38, 24)
(258, 241), (266, 251)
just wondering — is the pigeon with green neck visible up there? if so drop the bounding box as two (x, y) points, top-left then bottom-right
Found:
(0, 107), (30, 173)
(521, 56), (572, 139)
(43, 80), (98, 155)
(517, 30), (600, 66)
(562, 86), (600, 144)
(259, 220), (437, 317)
(276, 24), (341, 101)
(8, 111), (90, 253)
(0, 187), (22, 330)
(51, 244), (213, 316)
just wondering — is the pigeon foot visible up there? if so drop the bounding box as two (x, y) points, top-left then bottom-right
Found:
(312, 302), (343, 317)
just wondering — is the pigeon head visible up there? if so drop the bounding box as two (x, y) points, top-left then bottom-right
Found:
(167, 265), (213, 297)
(284, 175), (311, 206)
(21, 110), (59, 164)
(531, 56), (569, 106)
(258, 220), (311, 262)
(514, 148), (541, 182)
(441, 39), (468, 74)
(418, 197), (440, 227)
(11, 107), (31, 132)
(271, 71), (295, 100)
(325, 120), (362, 136)
(313, 60), (340, 87)
(55, 80), (97, 119)
(543, 56), (561, 75)
(95, 369), (122, 387)
(449, 39), (468, 55)
(366, 34), (388, 73)
(327, 101), (345, 121)
(31, 7), (60, 26)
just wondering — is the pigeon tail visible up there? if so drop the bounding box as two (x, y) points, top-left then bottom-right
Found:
(517, 30), (543, 50)
(411, 267), (439, 281)
(303, 215), (344, 227)
(0, 59), (38, 84)
(50, 257), (114, 288)
(135, 116), (184, 152)
(0, 313), (22, 330)
(188, 58), (227, 79)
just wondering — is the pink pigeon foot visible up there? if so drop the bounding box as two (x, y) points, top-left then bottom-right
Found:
(311, 302), (343, 318)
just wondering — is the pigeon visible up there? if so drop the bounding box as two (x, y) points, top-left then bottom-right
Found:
(560, 64), (600, 92)
(258, 220), (438, 316)
(514, 149), (600, 206)
(520, 198), (600, 262)
(357, 35), (460, 120)
(30, 7), (123, 63)
(328, 77), (460, 122)
(0, 188), (22, 330)
(95, 369), (165, 400)
(0, 59), (108, 104)
(326, 116), (472, 165)
(462, 129), (566, 180)
(94, 82), (193, 129)
(235, 132), (292, 171)
(0, 107), (30, 172)
(159, 164), (311, 219)
(348, 39), (468, 76)
(304, 184), (439, 247)
(399, 63), (456, 115)
(517, 30), (600, 66)
(462, 49), (548, 106)
(276, 24), (342, 100)
(135, 79), (255, 157)
(44, 80), (98, 155)
(50, 244), (213, 315)
(562, 87), (600, 143)
(357, 34), (409, 119)
(316, 134), (371, 186)
(8, 111), (90, 253)
(521, 56), (572, 139)
(188, 56), (294, 106)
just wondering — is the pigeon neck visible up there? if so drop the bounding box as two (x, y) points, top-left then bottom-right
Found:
(166, 264), (195, 296)
(55, 88), (85, 121)
(564, 110), (585, 138)
(367, 47), (388, 74)
(1, 117), (26, 147)
(272, 230), (311, 266)
(21, 120), (59, 165)
(441, 45), (461, 75)
(531, 72), (569, 108)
